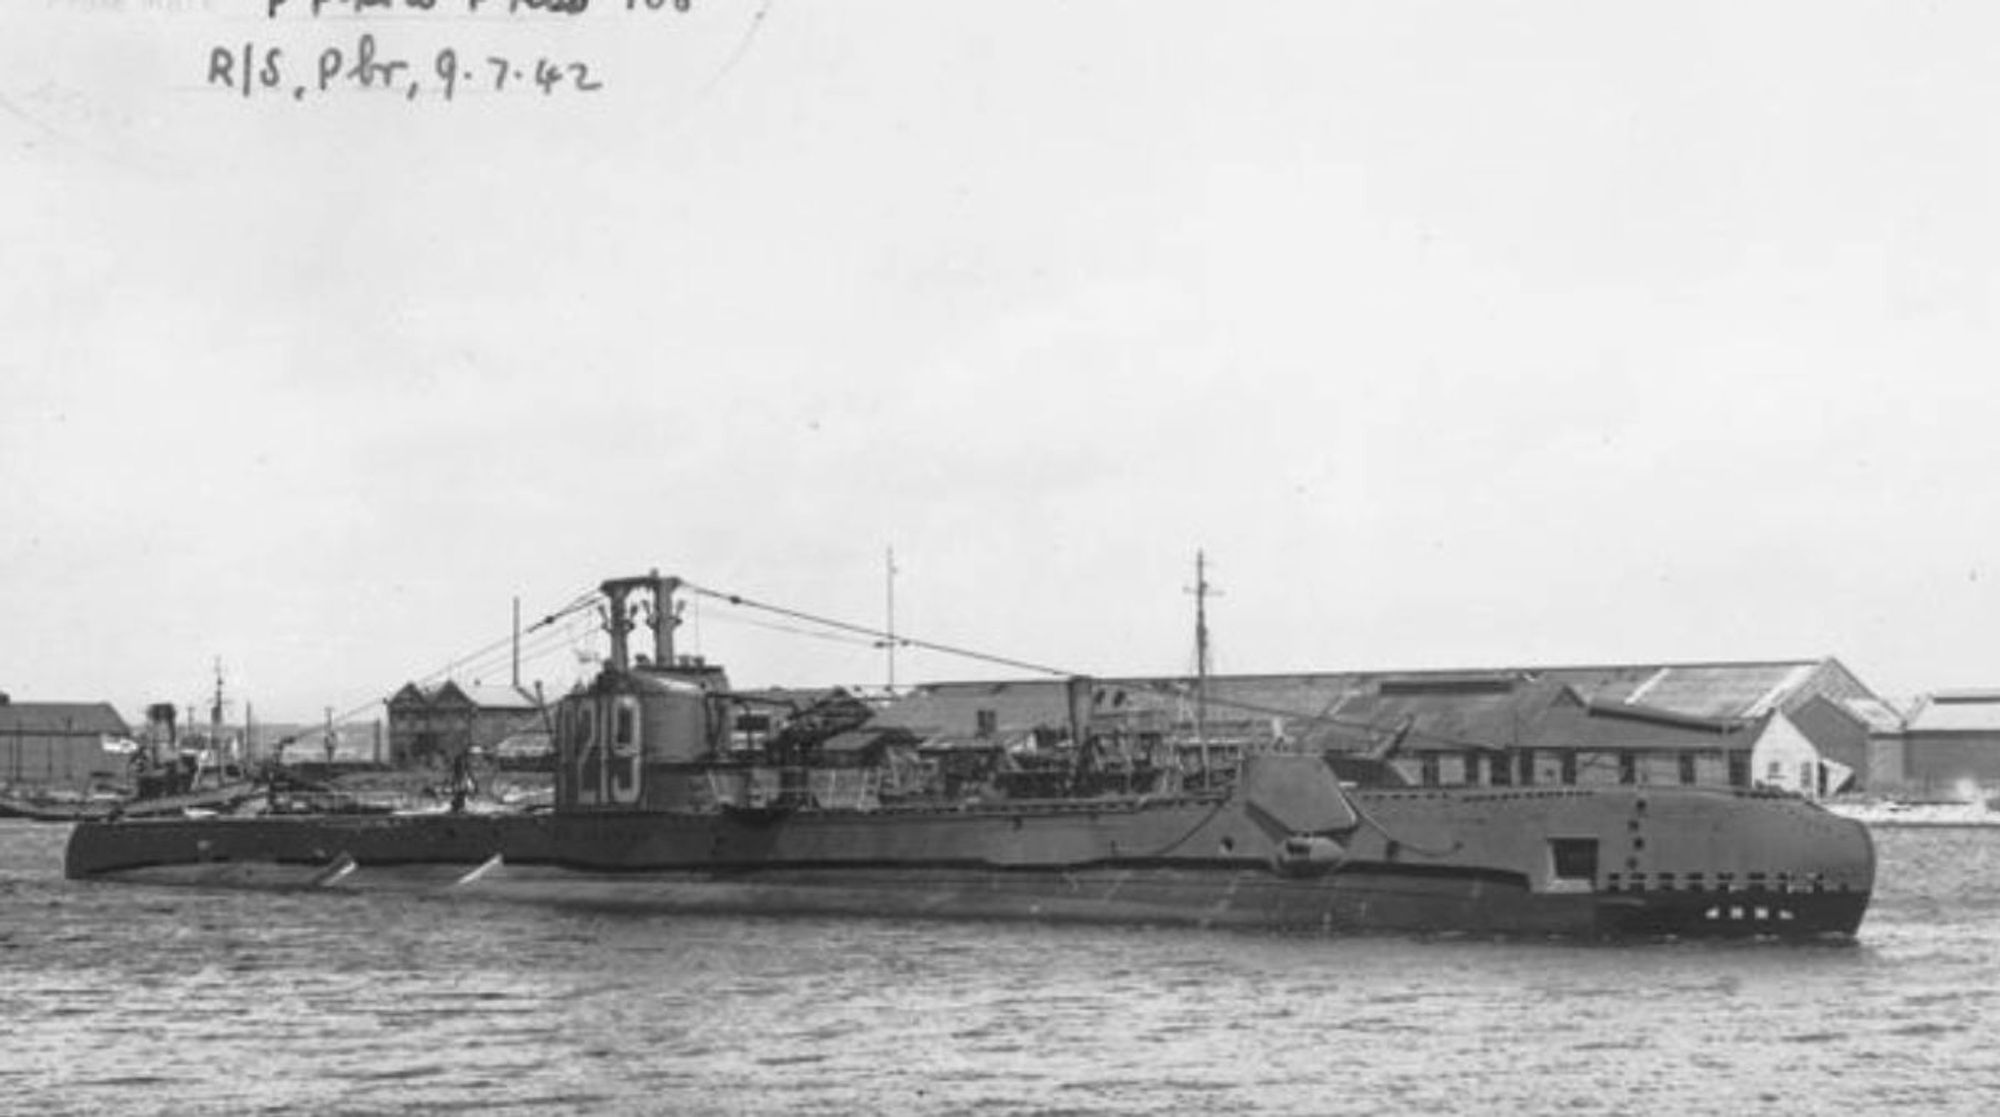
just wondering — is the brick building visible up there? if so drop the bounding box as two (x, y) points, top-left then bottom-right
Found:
(385, 681), (543, 769)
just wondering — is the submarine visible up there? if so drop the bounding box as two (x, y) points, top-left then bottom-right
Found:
(65, 571), (1875, 939)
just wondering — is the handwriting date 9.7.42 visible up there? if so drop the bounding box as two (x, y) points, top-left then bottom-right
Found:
(209, 35), (604, 101)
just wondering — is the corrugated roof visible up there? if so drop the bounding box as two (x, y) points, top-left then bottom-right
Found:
(458, 684), (541, 710)
(393, 681), (541, 710)
(1906, 693), (2000, 733)
(0, 701), (129, 736)
(1302, 678), (1572, 753)
(873, 659), (1853, 749)
(1538, 702), (1764, 752)
(1568, 663), (1817, 719)
(1841, 697), (1906, 734)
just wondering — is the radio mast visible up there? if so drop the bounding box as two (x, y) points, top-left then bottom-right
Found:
(1188, 550), (1220, 780)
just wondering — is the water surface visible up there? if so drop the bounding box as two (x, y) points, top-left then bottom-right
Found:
(3, 822), (1997, 1114)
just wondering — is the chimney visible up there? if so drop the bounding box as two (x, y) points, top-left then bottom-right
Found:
(1066, 676), (1095, 748)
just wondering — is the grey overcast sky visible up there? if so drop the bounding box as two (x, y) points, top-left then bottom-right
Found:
(4, 1), (1998, 722)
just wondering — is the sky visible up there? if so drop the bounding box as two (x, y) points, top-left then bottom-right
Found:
(4, 1), (2000, 724)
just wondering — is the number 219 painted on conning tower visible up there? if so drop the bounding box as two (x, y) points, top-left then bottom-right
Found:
(565, 698), (641, 806)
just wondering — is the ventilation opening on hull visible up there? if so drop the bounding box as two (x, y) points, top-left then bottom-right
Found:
(1550, 838), (1598, 884)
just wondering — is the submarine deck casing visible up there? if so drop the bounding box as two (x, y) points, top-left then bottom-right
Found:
(65, 756), (1874, 939)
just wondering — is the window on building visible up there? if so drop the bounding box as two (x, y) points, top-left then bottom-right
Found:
(1560, 750), (1579, 785)
(1618, 753), (1637, 785)
(976, 709), (998, 738)
(1518, 749), (1536, 786)
(1728, 753), (1749, 788)
(1678, 753), (1697, 785)
(1463, 753), (1482, 786)
(1767, 760), (1784, 783)
(1490, 753), (1512, 786)
(1420, 754), (1440, 786)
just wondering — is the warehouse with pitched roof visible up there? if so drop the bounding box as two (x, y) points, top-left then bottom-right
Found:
(1886, 690), (2000, 798)
(0, 694), (133, 793)
(873, 657), (1885, 798)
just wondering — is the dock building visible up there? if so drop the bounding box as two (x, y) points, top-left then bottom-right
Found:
(874, 658), (1887, 800)
(385, 681), (543, 769)
(1873, 690), (2000, 800)
(0, 693), (134, 794)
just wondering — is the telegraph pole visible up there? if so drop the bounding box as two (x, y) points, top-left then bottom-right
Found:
(885, 547), (898, 692)
(870, 548), (902, 693)
(323, 706), (337, 769)
(1194, 550), (1211, 736)
(211, 658), (225, 737)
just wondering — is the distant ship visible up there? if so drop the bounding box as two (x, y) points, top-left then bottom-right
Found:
(5, 675), (257, 824)
(66, 572), (1875, 939)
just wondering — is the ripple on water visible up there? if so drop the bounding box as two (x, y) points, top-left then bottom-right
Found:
(7, 822), (2000, 1114)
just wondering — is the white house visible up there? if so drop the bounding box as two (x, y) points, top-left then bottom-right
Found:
(1749, 711), (1851, 799)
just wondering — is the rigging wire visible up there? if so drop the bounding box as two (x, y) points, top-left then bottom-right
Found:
(288, 586), (603, 739)
(407, 588), (602, 689)
(682, 579), (1545, 756)
(412, 591), (601, 687)
(417, 614), (594, 692)
(437, 638), (587, 702)
(682, 581), (1074, 679)
(311, 574), (1616, 762)
(681, 575), (1506, 859)
(698, 609), (891, 651)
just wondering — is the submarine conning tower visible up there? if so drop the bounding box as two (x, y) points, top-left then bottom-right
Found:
(600, 570), (683, 673)
(556, 571), (734, 811)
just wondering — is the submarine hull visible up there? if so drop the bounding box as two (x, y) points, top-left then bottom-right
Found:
(69, 857), (1869, 939)
(64, 772), (1875, 940)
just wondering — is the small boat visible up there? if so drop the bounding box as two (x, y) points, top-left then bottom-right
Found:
(0, 795), (112, 823)
(2, 782), (259, 823)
